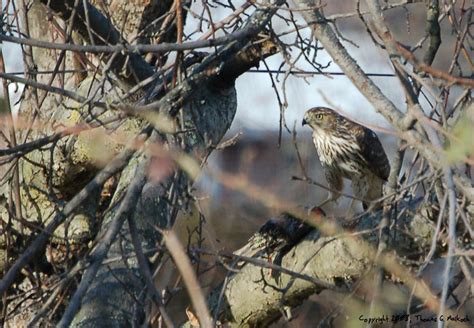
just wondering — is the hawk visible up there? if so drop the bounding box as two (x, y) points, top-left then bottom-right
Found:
(302, 107), (390, 210)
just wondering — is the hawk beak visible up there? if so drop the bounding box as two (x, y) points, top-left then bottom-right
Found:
(302, 118), (308, 126)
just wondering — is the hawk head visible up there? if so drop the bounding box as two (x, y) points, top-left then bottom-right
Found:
(301, 107), (342, 132)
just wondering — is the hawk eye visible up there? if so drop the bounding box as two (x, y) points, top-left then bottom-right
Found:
(315, 114), (323, 120)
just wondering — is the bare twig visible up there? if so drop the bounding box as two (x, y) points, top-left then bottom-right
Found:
(57, 155), (150, 328)
(162, 230), (212, 328)
(0, 131), (148, 296)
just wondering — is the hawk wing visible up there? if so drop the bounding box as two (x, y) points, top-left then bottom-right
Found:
(355, 126), (390, 181)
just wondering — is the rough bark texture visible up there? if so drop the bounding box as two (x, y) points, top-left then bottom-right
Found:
(2, 1), (472, 326)
(39, 0), (155, 84)
(0, 0), (474, 327)
(0, 0), (281, 325)
(70, 84), (238, 327)
(0, 2), (98, 265)
(192, 201), (438, 327)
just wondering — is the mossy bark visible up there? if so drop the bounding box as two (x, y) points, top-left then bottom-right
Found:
(202, 202), (438, 327)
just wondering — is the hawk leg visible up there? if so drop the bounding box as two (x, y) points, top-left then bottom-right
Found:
(352, 173), (384, 211)
(318, 169), (343, 209)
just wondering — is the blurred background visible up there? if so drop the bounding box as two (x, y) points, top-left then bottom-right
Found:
(1, 0), (471, 326)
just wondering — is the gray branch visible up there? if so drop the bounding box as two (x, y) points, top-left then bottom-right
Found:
(39, 0), (154, 84)
(197, 203), (436, 327)
(61, 1), (285, 326)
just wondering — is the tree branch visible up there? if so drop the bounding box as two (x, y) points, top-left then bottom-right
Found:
(186, 203), (440, 327)
(39, 0), (154, 84)
(58, 2), (285, 326)
(0, 138), (144, 296)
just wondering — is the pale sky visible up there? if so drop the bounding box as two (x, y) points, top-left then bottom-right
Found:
(1, 1), (435, 136)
